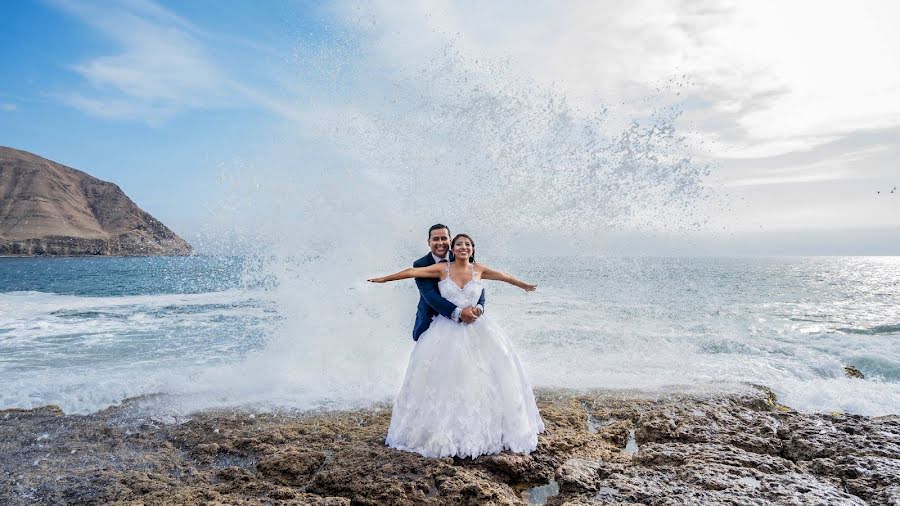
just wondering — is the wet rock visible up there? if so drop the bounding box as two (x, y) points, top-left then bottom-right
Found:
(621, 442), (863, 504)
(555, 458), (604, 493)
(0, 405), (64, 420)
(1, 387), (897, 505)
(844, 365), (865, 379)
(634, 442), (797, 475)
(633, 395), (785, 456)
(806, 454), (900, 504)
(466, 451), (551, 485)
(779, 412), (900, 461)
(257, 449), (328, 485)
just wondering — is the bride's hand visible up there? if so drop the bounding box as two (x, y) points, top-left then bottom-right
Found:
(522, 283), (537, 292)
(368, 277), (386, 283)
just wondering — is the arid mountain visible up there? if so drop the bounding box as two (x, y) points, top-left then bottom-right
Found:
(0, 146), (192, 256)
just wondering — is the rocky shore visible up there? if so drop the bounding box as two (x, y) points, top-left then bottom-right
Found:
(2, 387), (898, 505)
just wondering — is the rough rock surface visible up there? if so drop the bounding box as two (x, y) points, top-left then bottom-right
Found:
(844, 365), (866, 379)
(1, 387), (897, 505)
(0, 146), (192, 256)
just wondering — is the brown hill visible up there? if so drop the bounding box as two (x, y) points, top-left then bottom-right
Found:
(0, 146), (192, 256)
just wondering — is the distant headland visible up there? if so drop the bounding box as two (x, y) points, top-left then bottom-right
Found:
(0, 146), (192, 256)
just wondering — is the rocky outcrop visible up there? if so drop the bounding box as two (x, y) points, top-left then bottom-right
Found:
(1, 387), (897, 505)
(845, 365), (866, 379)
(0, 146), (192, 256)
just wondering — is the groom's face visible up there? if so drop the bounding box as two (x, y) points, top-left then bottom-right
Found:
(428, 228), (451, 258)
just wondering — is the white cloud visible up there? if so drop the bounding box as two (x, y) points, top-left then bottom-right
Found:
(706, 2), (900, 153)
(0, 103), (17, 112)
(718, 145), (891, 187)
(47, 0), (303, 125)
(336, 0), (900, 158)
(48, 0), (229, 123)
(723, 171), (856, 188)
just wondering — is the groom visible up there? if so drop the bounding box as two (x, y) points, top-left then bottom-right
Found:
(412, 223), (486, 341)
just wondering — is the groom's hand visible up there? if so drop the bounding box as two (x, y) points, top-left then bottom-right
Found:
(460, 307), (479, 324)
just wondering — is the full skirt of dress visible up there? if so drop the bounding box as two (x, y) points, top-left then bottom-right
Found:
(386, 314), (545, 459)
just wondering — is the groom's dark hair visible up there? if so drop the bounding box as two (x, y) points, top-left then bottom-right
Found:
(428, 223), (450, 238)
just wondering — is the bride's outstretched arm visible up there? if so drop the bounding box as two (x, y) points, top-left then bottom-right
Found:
(368, 263), (443, 283)
(479, 265), (537, 292)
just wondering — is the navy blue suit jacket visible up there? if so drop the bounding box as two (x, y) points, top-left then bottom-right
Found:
(412, 253), (486, 341)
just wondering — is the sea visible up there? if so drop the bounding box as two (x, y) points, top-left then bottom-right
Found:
(1, 255), (898, 417)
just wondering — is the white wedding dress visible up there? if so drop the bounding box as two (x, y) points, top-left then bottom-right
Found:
(386, 264), (544, 459)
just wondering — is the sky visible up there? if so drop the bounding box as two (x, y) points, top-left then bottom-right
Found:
(1, 0), (898, 255)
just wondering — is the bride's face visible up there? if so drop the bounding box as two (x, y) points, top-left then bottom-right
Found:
(452, 237), (473, 260)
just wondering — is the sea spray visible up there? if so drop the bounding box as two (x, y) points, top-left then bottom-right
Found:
(3, 15), (899, 419)
(190, 21), (715, 410)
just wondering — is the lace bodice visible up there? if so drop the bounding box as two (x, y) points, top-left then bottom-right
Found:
(438, 264), (483, 308)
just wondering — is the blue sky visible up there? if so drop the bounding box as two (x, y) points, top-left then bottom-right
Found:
(1, 0), (323, 231)
(2, 1), (899, 254)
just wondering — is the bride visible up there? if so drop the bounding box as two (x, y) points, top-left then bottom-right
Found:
(368, 233), (544, 458)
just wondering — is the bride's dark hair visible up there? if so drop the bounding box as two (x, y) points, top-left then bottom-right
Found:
(451, 234), (476, 263)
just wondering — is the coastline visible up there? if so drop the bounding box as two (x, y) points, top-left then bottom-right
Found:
(2, 386), (897, 505)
